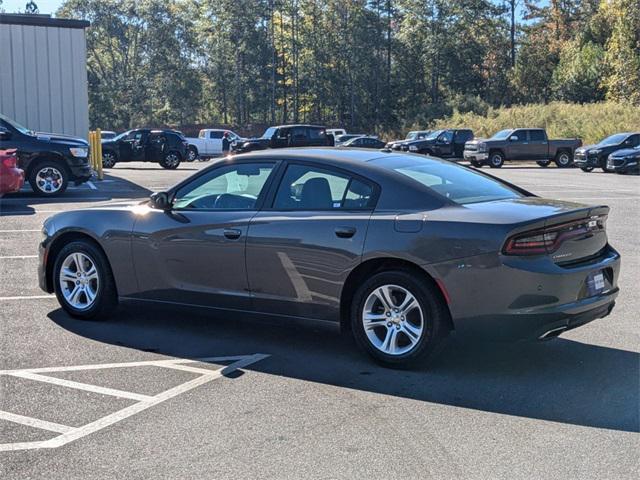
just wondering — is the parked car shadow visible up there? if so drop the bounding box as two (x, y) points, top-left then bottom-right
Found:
(0, 173), (152, 216)
(49, 302), (639, 433)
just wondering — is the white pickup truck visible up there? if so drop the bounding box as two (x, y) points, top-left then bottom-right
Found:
(185, 129), (243, 161)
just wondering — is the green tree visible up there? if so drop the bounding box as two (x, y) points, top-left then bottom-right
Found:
(551, 40), (605, 103)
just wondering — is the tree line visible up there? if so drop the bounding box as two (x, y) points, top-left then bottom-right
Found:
(56, 0), (640, 134)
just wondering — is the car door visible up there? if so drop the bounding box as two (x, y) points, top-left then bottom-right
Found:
(527, 129), (548, 159)
(434, 130), (455, 157)
(131, 161), (278, 309)
(120, 130), (147, 161)
(453, 130), (473, 157)
(246, 162), (377, 321)
(208, 130), (223, 154)
(507, 130), (528, 160)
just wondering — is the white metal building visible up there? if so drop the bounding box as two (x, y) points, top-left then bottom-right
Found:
(0, 14), (90, 139)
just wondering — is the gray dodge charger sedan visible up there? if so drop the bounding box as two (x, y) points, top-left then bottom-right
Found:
(38, 148), (620, 367)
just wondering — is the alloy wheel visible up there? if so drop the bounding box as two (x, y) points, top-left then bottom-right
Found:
(165, 153), (180, 167)
(102, 152), (116, 168)
(187, 149), (198, 161)
(59, 252), (100, 310)
(35, 167), (64, 193)
(362, 284), (425, 355)
(557, 153), (571, 167)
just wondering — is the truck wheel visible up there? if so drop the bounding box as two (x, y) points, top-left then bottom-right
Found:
(488, 152), (504, 168)
(160, 151), (181, 170)
(470, 160), (482, 168)
(29, 161), (69, 196)
(554, 151), (572, 168)
(102, 151), (117, 168)
(580, 166), (594, 173)
(186, 146), (198, 162)
(536, 160), (551, 167)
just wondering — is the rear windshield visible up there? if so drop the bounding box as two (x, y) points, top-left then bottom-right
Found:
(374, 156), (523, 205)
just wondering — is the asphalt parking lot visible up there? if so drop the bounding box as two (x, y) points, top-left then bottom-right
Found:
(1, 161), (638, 479)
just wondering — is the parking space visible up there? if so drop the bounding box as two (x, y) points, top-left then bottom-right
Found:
(0, 163), (638, 479)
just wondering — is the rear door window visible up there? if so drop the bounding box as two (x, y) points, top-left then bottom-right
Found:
(529, 130), (546, 142)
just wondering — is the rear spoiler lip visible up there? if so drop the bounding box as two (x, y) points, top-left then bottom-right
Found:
(506, 205), (610, 238)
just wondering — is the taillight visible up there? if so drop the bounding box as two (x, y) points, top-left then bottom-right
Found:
(1, 155), (17, 169)
(503, 215), (607, 256)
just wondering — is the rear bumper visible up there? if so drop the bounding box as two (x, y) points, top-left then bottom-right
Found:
(428, 245), (621, 341)
(0, 168), (25, 194)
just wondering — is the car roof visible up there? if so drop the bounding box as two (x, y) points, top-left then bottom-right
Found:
(271, 124), (327, 129)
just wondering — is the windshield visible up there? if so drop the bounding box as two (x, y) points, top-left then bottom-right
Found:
(261, 127), (277, 139)
(373, 156), (522, 205)
(490, 129), (514, 140)
(111, 130), (132, 141)
(598, 133), (628, 146)
(0, 113), (34, 136)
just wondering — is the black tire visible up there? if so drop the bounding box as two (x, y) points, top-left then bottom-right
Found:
(350, 270), (449, 368)
(28, 160), (69, 196)
(53, 240), (118, 320)
(580, 166), (594, 172)
(160, 151), (181, 169)
(102, 150), (117, 168)
(537, 160), (551, 167)
(488, 151), (504, 168)
(186, 146), (199, 162)
(470, 160), (482, 168)
(554, 151), (572, 168)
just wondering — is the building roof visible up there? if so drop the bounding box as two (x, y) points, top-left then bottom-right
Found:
(0, 14), (90, 29)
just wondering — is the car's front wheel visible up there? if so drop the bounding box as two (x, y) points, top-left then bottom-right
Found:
(351, 270), (448, 368)
(160, 151), (181, 169)
(53, 240), (118, 320)
(580, 166), (594, 172)
(488, 151), (504, 168)
(537, 160), (551, 167)
(470, 160), (483, 168)
(29, 161), (69, 196)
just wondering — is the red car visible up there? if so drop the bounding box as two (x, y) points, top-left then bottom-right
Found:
(0, 149), (25, 196)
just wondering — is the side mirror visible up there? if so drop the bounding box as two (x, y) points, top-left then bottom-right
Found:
(509, 135), (519, 141)
(0, 127), (11, 140)
(150, 191), (172, 210)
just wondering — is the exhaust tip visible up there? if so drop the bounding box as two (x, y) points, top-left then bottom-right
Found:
(538, 326), (567, 341)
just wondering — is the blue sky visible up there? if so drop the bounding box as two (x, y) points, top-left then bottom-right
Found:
(2, 0), (63, 14)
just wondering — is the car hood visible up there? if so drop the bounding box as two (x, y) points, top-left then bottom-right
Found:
(609, 147), (640, 158)
(35, 132), (89, 147)
(465, 138), (488, 145)
(575, 144), (598, 154)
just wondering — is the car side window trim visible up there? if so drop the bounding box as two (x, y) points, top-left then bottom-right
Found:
(262, 160), (380, 212)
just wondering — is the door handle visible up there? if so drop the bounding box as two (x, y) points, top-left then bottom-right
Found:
(223, 228), (242, 240)
(335, 226), (356, 238)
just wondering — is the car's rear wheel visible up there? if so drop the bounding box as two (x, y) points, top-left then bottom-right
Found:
(102, 151), (117, 168)
(29, 161), (69, 196)
(160, 151), (181, 169)
(53, 240), (118, 320)
(580, 166), (594, 172)
(186, 146), (198, 162)
(554, 151), (572, 168)
(351, 270), (448, 368)
(536, 160), (551, 167)
(488, 151), (504, 168)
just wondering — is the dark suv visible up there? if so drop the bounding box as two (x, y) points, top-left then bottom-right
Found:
(0, 113), (91, 196)
(232, 125), (332, 153)
(402, 129), (473, 158)
(574, 132), (640, 172)
(101, 129), (189, 169)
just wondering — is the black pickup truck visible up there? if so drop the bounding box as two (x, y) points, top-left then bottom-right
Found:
(402, 129), (473, 159)
(232, 125), (332, 153)
(464, 128), (582, 168)
(0, 113), (91, 195)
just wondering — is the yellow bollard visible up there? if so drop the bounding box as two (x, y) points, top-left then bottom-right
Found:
(95, 129), (103, 180)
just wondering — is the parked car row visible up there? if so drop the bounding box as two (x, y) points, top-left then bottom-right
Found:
(574, 132), (640, 174)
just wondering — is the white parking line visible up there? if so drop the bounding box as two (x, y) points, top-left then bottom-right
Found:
(10, 371), (153, 402)
(0, 354), (269, 452)
(0, 295), (55, 301)
(0, 411), (73, 434)
(86, 181), (98, 190)
(0, 229), (41, 233)
(0, 255), (38, 259)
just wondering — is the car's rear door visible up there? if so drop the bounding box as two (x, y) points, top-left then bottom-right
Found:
(527, 130), (548, 160)
(131, 161), (278, 309)
(246, 161), (377, 321)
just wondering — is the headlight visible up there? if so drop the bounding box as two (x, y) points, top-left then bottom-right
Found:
(477, 143), (487, 152)
(69, 147), (88, 158)
(409, 145), (418, 151)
